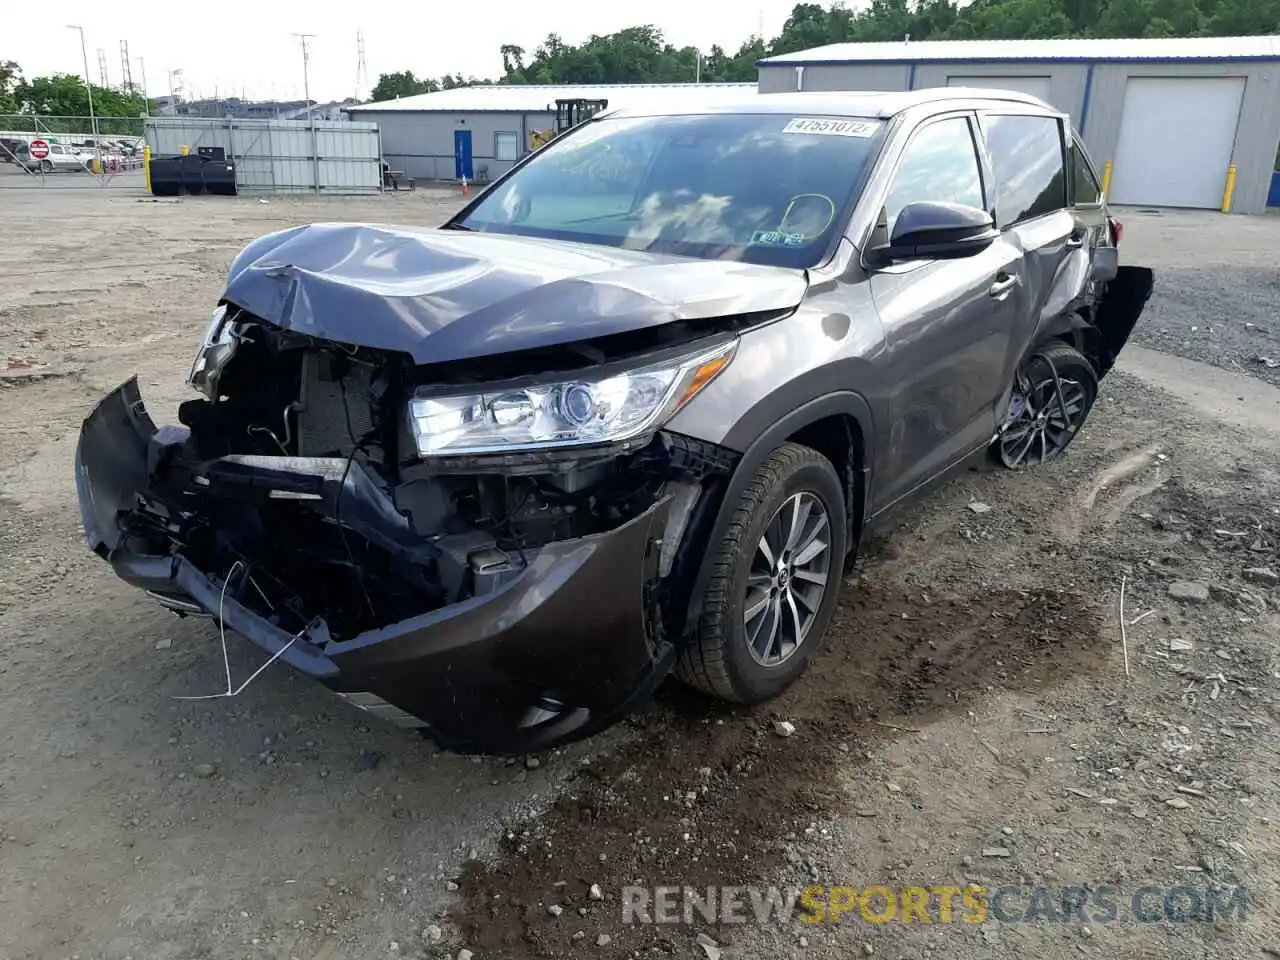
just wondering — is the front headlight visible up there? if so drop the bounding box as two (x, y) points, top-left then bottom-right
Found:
(188, 304), (239, 401)
(407, 339), (737, 457)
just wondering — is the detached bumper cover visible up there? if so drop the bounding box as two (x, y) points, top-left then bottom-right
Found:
(76, 378), (674, 754)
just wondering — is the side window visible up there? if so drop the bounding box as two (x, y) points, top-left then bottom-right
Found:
(883, 117), (985, 232)
(982, 114), (1066, 227)
(1068, 136), (1103, 206)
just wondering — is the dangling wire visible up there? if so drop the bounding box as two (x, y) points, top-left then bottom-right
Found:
(173, 559), (303, 701)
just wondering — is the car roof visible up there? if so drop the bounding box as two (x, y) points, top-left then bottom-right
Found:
(602, 87), (1056, 120)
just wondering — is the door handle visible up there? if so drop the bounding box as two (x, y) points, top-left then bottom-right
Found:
(989, 274), (1017, 298)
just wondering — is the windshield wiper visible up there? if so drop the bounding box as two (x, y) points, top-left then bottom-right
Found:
(441, 222), (476, 231)
(562, 212), (639, 225)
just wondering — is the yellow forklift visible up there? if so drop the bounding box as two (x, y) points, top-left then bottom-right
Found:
(529, 98), (609, 151)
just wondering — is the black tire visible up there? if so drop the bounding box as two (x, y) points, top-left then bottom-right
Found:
(40, 159), (53, 173)
(992, 340), (1098, 469)
(678, 442), (848, 703)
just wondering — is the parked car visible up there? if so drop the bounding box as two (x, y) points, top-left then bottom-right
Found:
(14, 141), (95, 173)
(75, 89), (1153, 754)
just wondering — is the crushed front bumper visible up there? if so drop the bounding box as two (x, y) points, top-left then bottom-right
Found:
(76, 378), (676, 755)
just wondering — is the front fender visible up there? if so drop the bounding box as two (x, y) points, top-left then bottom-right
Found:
(679, 391), (874, 627)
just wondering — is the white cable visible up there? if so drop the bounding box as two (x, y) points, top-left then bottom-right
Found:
(173, 560), (302, 701)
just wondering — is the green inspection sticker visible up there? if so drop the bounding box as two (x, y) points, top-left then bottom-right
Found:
(751, 229), (809, 248)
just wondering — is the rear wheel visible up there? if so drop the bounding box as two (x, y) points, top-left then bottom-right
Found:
(994, 341), (1097, 469)
(39, 159), (53, 173)
(678, 442), (847, 703)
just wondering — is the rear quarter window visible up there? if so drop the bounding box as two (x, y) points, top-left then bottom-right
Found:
(981, 114), (1067, 227)
(1069, 137), (1103, 206)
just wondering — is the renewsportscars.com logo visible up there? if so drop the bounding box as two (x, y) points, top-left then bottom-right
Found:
(620, 884), (1249, 926)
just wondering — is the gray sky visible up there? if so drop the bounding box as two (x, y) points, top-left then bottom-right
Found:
(12, 1), (800, 104)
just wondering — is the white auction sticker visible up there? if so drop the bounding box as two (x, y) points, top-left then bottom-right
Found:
(782, 118), (879, 138)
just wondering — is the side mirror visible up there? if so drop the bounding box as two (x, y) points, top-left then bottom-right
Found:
(870, 201), (999, 264)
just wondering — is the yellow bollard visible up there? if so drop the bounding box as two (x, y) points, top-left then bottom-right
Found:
(144, 143), (152, 194)
(1101, 159), (1113, 197)
(1221, 163), (1237, 214)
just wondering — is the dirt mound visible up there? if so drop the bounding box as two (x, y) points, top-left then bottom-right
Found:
(449, 584), (1104, 958)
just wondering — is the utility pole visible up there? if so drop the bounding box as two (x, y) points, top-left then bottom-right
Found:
(97, 48), (110, 89)
(136, 57), (149, 106)
(68, 26), (100, 160)
(293, 33), (319, 190)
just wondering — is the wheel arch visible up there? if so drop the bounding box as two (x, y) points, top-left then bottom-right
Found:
(681, 392), (872, 629)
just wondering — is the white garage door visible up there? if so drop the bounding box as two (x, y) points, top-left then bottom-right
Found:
(1109, 77), (1245, 209)
(946, 75), (1052, 102)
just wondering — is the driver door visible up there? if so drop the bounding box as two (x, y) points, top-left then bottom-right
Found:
(867, 113), (1025, 513)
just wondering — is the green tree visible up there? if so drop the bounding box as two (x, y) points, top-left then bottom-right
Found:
(1, 59), (21, 114)
(372, 0), (1280, 94)
(370, 70), (438, 102)
(9, 73), (150, 132)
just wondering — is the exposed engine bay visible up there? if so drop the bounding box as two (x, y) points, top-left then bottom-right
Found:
(121, 309), (738, 645)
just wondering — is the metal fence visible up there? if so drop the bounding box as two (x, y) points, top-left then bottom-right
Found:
(145, 116), (383, 194)
(0, 115), (146, 188)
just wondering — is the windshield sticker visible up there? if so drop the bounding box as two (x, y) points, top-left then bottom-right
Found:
(782, 118), (878, 138)
(750, 229), (809, 248)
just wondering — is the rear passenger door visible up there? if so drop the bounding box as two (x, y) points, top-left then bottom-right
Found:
(975, 112), (1080, 380)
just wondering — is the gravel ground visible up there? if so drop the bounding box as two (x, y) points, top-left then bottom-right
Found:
(1117, 206), (1280, 387)
(0, 188), (1277, 960)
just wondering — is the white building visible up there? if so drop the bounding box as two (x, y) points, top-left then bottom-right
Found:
(345, 83), (757, 183)
(758, 35), (1280, 213)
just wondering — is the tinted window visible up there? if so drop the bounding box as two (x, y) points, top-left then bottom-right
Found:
(456, 113), (884, 268)
(1068, 136), (1102, 205)
(982, 114), (1066, 227)
(883, 117), (985, 231)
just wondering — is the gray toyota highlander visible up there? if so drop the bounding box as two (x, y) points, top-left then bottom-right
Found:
(75, 88), (1154, 754)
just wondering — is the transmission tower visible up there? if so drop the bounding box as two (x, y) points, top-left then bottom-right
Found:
(168, 68), (185, 104)
(120, 40), (134, 94)
(97, 48), (110, 89)
(355, 30), (369, 102)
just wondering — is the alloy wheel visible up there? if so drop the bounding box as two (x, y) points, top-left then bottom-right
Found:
(743, 491), (832, 667)
(998, 370), (1089, 468)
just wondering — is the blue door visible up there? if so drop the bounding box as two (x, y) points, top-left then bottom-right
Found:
(453, 129), (473, 181)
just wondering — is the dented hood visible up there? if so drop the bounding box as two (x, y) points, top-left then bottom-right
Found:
(221, 223), (809, 365)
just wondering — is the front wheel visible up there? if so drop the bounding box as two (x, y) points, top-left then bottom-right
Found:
(993, 341), (1098, 469)
(678, 442), (848, 703)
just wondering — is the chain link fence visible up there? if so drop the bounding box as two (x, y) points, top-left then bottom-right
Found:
(0, 115), (147, 188)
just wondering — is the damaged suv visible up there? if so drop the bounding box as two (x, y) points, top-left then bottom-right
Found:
(76, 89), (1153, 754)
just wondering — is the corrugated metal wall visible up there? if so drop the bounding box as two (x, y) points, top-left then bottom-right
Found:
(758, 59), (1280, 214)
(145, 116), (382, 193)
(1083, 61), (1280, 215)
(346, 110), (547, 182)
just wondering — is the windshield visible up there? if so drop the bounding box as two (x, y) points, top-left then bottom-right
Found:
(454, 112), (884, 268)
